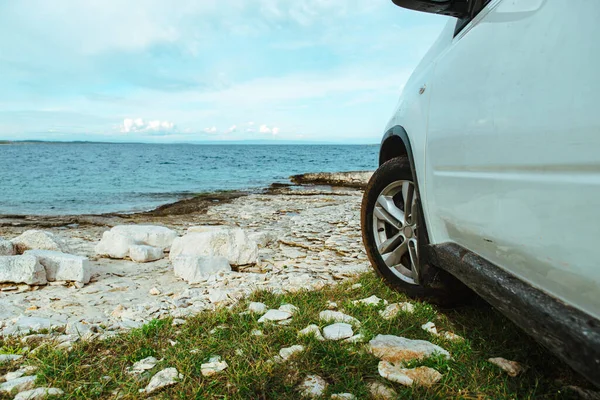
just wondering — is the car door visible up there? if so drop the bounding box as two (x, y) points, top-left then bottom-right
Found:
(425, 0), (600, 319)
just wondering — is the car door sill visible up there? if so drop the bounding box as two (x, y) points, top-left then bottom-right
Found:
(428, 242), (600, 387)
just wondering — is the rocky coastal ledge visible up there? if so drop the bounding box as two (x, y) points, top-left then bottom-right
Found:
(290, 171), (373, 189)
(0, 171), (373, 340)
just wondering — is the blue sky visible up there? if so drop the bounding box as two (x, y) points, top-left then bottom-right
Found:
(0, 0), (447, 143)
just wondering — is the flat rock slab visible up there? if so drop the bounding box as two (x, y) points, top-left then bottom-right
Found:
(248, 302), (268, 315)
(201, 356), (228, 377)
(0, 255), (47, 285)
(369, 334), (450, 363)
(173, 255), (231, 284)
(169, 227), (258, 266)
(378, 362), (443, 387)
(319, 310), (360, 326)
(2, 315), (67, 337)
(25, 250), (90, 284)
(140, 367), (182, 394)
(127, 356), (159, 375)
(14, 388), (64, 400)
(0, 375), (37, 394)
(0, 354), (23, 363)
(290, 171), (374, 189)
(258, 309), (292, 323)
(323, 323), (354, 341)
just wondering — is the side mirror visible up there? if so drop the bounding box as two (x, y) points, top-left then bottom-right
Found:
(391, 0), (469, 18)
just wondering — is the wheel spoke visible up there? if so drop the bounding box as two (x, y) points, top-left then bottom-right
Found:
(408, 238), (420, 283)
(377, 232), (403, 254)
(381, 239), (408, 267)
(402, 182), (415, 225)
(376, 195), (404, 229)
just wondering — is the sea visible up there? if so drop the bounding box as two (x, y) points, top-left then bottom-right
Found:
(0, 143), (379, 215)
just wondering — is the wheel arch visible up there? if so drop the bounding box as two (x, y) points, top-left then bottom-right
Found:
(379, 125), (416, 177)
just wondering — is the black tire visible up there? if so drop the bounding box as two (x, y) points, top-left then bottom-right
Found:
(361, 156), (470, 306)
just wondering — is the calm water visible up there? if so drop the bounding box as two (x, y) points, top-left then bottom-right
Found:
(0, 143), (378, 215)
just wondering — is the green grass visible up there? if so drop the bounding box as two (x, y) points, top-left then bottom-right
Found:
(0, 272), (593, 399)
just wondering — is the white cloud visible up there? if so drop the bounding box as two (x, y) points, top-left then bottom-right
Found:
(258, 124), (279, 135)
(121, 118), (175, 133)
(203, 126), (218, 134)
(226, 124), (237, 133)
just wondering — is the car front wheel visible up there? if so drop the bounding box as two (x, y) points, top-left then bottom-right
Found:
(361, 156), (469, 305)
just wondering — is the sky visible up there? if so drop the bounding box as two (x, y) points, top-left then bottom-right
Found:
(0, 0), (448, 143)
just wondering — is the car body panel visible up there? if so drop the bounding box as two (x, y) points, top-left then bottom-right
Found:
(383, 0), (600, 319)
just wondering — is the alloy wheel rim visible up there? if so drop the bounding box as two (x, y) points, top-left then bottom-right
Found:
(372, 180), (420, 285)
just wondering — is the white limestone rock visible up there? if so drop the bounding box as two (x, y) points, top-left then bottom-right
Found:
(201, 356), (228, 377)
(140, 367), (182, 394)
(0, 375), (36, 394)
(298, 324), (325, 341)
(248, 231), (279, 248)
(323, 323), (354, 341)
(3, 366), (37, 382)
(0, 354), (22, 363)
(421, 322), (464, 342)
(488, 357), (524, 377)
(279, 304), (299, 315)
(14, 388), (64, 400)
(11, 230), (69, 254)
(378, 362), (443, 387)
(368, 335), (450, 364)
(172, 255), (231, 284)
(149, 287), (161, 296)
(208, 289), (229, 304)
(258, 309), (292, 323)
(298, 375), (328, 398)
(0, 238), (15, 256)
(248, 302), (268, 315)
(24, 250), (90, 284)
(169, 227), (259, 266)
(129, 245), (164, 263)
(331, 394), (356, 400)
(279, 345), (304, 361)
(0, 255), (47, 285)
(126, 356), (159, 375)
(111, 225), (178, 250)
(352, 295), (388, 306)
(319, 310), (360, 327)
(379, 302), (414, 319)
(368, 381), (398, 399)
(2, 316), (66, 336)
(95, 231), (137, 259)
(343, 334), (366, 344)
(421, 321), (438, 335)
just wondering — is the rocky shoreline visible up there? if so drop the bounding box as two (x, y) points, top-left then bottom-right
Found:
(0, 171), (373, 341)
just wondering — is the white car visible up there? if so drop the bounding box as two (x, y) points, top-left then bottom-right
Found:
(361, 0), (600, 386)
